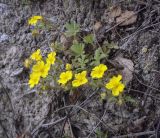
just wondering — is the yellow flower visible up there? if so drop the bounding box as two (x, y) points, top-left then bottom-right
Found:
(72, 71), (88, 87)
(105, 75), (125, 96)
(28, 72), (40, 88)
(46, 52), (56, 65)
(58, 71), (73, 85)
(30, 49), (42, 61)
(32, 61), (50, 78)
(65, 63), (72, 70)
(91, 64), (107, 79)
(28, 16), (43, 26)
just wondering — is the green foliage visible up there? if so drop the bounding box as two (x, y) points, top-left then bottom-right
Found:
(102, 41), (119, 58)
(21, 0), (31, 5)
(91, 47), (106, 66)
(108, 95), (117, 103)
(27, 18), (128, 109)
(71, 41), (85, 56)
(65, 22), (80, 37)
(90, 42), (119, 66)
(50, 41), (63, 52)
(72, 53), (89, 71)
(26, 19), (130, 138)
(83, 34), (94, 44)
(77, 54), (89, 70)
(107, 42), (119, 49)
(124, 95), (137, 106)
(95, 129), (108, 138)
(63, 135), (71, 138)
(36, 21), (52, 30)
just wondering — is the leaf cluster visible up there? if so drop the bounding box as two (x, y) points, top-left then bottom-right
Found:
(61, 22), (119, 71)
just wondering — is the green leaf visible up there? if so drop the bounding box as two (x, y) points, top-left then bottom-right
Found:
(50, 41), (63, 52)
(108, 96), (117, 103)
(70, 41), (84, 56)
(95, 129), (108, 138)
(124, 96), (137, 105)
(64, 22), (80, 37)
(92, 47), (106, 65)
(102, 41), (119, 58)
(72, 53), (89, 71)
(103, 41), (119, 50)
(106, 42), (119, 49)
(83, 34), (94, 44)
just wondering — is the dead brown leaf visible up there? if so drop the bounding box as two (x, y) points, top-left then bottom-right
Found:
(94, 21), (102, 31)
(16, 131), (31, 138)
(109, 6), (122, 18)
(115, 57), (134, 84)
(64, 120), (75, 138)
(60, 34), (72, 50)
(116, 10), (137, 26)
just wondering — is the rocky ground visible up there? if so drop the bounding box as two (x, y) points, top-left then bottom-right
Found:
(0, 0), (160, 138)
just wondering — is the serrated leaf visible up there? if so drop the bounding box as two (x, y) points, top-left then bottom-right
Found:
(109, 96), (117, 102)
(84, 59), (89, 63)
(107, 42), (119, 49)
(70, 42), (84, 56)
(125, 96), (136, 105)
(73, 54), (89, 70)
(83, 34), (94, 44)
(50, 41), (63, 52)
(77, 58), (81, 62)
(96, 129), (108, 138)
(65, 22), (80, 37)
(93, 47), (106, 65)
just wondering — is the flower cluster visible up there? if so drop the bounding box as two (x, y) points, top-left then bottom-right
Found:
(28, 16), (43, 26)
(58, 65), (88, 87)
(27, 52), (125, 96)
(56, 63), (125, 96)
(26, 18), (127, 106)
(28, 49), (56, 88)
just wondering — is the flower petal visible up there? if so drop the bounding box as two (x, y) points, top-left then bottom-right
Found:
(112, 89), (120, 96)
(117, 82), (125, 93)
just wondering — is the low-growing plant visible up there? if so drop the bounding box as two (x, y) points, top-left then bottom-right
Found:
(25, 16), (134, 105)
(21, 0), (32, 5)
(28, 15), (52, 36)
(95, 129), (108, 138)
